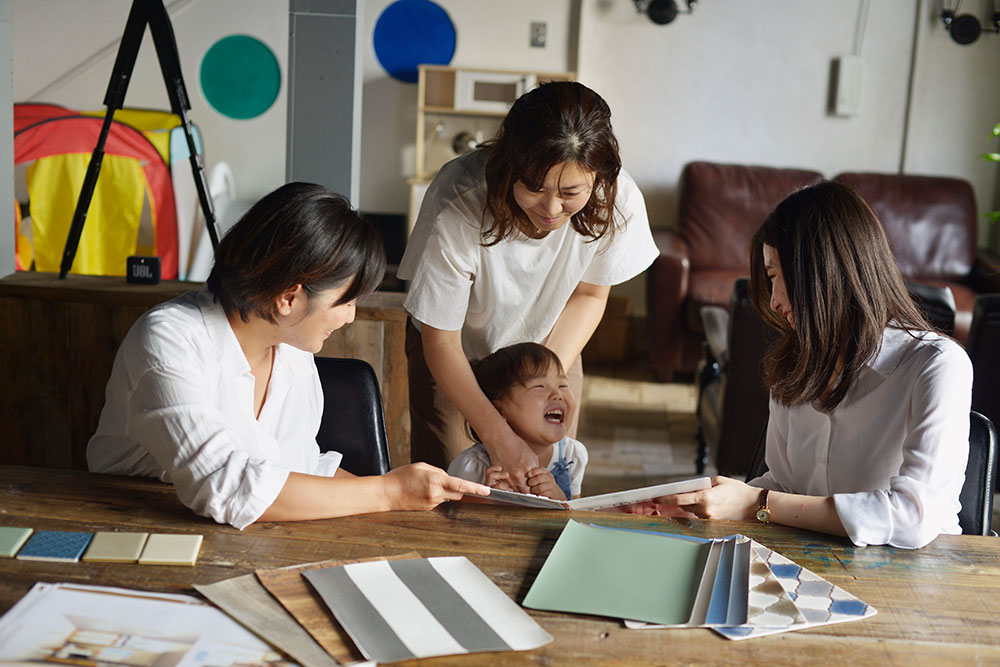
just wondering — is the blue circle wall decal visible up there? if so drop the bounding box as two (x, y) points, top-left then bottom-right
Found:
(373, 0), (456, 84)
(200, 35), (281, 120)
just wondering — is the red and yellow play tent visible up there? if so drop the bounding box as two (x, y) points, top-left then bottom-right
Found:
(14, 103), (182, 279)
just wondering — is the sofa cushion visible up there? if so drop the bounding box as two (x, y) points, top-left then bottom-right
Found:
(834, 172), (976, 282)
(678, 161), (823, 272)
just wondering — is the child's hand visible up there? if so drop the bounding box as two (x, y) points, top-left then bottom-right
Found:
(484, 465), (514, 492)
(526, 467), (566, 500)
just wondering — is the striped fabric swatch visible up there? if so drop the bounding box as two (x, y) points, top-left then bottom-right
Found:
(303, 556), (552, 663)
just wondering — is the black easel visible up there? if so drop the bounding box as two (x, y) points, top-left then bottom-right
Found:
(59, 0), (218, 279)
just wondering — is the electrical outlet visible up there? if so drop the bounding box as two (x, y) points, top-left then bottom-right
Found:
(531, 21), (547, 48)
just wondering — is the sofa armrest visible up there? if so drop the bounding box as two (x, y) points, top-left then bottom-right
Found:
(969, 250), (1000, 293)
(647, 229), (691, 381)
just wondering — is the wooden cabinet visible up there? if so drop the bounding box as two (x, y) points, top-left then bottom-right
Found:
(408, 65), (574, 232)
(0, 273), (410, 470)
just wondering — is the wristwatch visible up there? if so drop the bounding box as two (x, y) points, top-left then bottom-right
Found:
(755, 488), (771, 523)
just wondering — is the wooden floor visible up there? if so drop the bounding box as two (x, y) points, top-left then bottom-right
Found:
(575, 356), (715, 497)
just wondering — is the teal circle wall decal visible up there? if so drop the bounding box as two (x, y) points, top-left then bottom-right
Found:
(200, 35), (281, 120)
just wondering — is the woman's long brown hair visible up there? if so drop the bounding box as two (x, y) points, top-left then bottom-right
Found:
(481, 81), (621, 246)
(748, 180), (932, 411)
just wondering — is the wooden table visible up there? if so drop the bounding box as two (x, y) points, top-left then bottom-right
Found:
(1, 465), (998, 665)
(0, 272), (410, 469)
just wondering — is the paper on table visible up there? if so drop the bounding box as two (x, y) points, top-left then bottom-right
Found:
(304, 556), (552, 664)
(483, 476), (712, 510)
(194, 573), (344, 667)
(0, 583), (286, 666)
(522, 520), (711, 625)
(256, 551), (421, 665)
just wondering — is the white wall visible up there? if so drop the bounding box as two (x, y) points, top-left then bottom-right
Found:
(12, 0), (287, 202)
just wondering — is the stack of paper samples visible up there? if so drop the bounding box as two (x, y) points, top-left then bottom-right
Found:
(523, 520), (876, 639)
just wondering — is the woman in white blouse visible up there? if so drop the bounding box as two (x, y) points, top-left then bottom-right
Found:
(654, 181), (972, 548)
(88, 183), (487, 529)
(397, 81), (658, 491)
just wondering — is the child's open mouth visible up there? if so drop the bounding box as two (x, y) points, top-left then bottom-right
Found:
(544, 408), (565, 424)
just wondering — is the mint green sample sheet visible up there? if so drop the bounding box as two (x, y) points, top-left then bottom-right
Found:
(523, 520), (710, 625)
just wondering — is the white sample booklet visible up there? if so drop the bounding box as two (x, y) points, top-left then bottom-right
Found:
(480, 476), (712, 510)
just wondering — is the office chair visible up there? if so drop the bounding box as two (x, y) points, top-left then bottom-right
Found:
(695, 278), (775, 475)
(746, 412), (997, 536)
(906, 282), (956, 336)
(967, 294), (1000, 491)
(314, 357), (391, 476)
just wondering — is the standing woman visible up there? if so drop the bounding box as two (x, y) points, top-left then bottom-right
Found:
(88, 183), (487, 529)
(398, 81), (658, 488)
(654, 181), (973, 548)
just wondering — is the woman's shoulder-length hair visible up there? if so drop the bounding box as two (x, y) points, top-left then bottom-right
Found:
(480, 80), (622, 246)
(747, 180), (933, 411)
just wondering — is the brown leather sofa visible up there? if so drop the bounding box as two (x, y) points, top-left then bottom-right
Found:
(646, 161), (822, 381)
(833, 172), (1000, 342)
(648, 162), (1000, 381)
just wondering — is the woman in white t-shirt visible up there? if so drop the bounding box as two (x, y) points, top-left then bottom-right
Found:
(651, 181), (972, 548)
(398, 81), (658, 491)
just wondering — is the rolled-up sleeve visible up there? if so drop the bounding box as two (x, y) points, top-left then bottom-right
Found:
(130, 364), (290, 530)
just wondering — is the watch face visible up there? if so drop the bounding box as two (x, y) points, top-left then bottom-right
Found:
(756, 508), (771, 523)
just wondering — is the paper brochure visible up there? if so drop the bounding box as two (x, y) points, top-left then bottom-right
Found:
(483, 476), (711, 510)
(522, 520), (745, 626)
(524, 520), (874, 640)
(0, 583), (286, 666)
(303, 556), (552, 664)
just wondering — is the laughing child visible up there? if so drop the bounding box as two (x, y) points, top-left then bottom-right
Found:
(447, 342), (588, 500)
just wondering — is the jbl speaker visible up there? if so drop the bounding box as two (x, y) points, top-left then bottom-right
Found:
(126, 256), (161, 284)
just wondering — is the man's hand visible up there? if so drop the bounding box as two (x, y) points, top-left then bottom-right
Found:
(380, 463), (489, 511)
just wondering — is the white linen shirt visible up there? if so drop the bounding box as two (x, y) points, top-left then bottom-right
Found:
(751, 327), (973, 549)
(397, 150), (658, 360)
(447, 436), (589, 498)
(87, 289), (342, 530)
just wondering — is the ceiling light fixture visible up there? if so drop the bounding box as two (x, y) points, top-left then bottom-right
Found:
(634, 0), (697, 26)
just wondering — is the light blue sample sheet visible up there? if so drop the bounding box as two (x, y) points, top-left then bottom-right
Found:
(522, 520), (711, 625)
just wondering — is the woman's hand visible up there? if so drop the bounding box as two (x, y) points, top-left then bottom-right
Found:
(484, 465), (514, 491)
(526, 467), (565, 500)
(652, 476), (761, 521)
(380, 463), (490, 511)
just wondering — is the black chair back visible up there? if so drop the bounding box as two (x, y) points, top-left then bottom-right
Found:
(962, 411), (997, 536)
(745, 423), (768, 483)
(906, 282), (956, 336)
(314, 357), (391, 476)
(746, 412), (997, 536)
(968, 295), (1000, 481)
